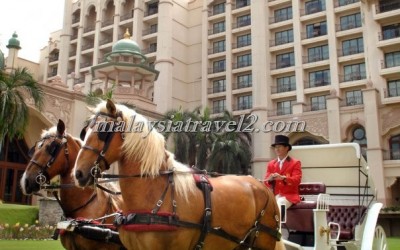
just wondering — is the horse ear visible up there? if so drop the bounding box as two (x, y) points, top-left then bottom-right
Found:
(57, 119), (65, 135)
(80, 125), (88, 141)
(106, 99), (117, 115)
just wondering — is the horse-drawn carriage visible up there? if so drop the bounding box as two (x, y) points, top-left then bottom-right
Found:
(282, 143), (387, 250)
(22, 99), (387, 250)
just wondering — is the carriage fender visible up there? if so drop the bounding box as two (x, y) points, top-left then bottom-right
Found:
(361, 202), (383, 250)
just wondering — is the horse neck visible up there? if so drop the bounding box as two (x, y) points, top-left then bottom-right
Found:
(58, 137), (110, 219)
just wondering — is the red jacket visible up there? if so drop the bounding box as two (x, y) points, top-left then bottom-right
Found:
(264, 156), (302, 204)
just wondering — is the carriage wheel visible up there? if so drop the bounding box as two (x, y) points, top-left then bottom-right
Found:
(372, 225), (387, 250)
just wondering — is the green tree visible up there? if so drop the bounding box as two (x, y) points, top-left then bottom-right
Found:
(0, 68), (44, 149)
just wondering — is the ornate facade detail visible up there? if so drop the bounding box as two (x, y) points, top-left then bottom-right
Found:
(43, 95), (72, 127)
(302, 115), (329, 140)
(381, 107), (400, 135)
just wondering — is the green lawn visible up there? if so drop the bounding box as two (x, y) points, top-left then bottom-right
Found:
(0, 240), (64, 250)
(0, 204), (38, 225)
(388, 237), (400, 249)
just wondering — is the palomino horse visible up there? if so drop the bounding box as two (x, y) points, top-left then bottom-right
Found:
(74, 100), (284, 250)
(20, 119), (125, 250)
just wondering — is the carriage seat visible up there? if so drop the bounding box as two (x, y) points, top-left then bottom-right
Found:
(285, 182), (326, 232)
(327, 205), (367, 240)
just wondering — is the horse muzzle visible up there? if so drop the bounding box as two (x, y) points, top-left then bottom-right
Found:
(74, 169), (95, 187)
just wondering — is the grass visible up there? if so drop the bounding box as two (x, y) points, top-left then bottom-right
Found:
(0, 240), (64, 249)
(388, 237), (400, 249)
(0, 204), (38, 225)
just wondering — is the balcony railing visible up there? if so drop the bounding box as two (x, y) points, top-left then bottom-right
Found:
(379, 28), (400, 41)
(271, 60), (295, 70)
(381, 59), (400, 69)
(384, 87), (400, 98)
(232, 61), (252, 69)
(383, 149), (400, 160)
(300, 5), (325, 16)
(303, 51), (329, 63)
(270, 35), (294, 46)
(208, 66), (226, 74)
(143, 26), (158, 36)
(49, 56), (59, 62)
(232, 81), (252, 90)
(81, 43), (93, 51)
(232, 40), (251, 49)
(232, 19), (251, 29)
(337, 46), (363, 57)
(376, 1), (400, 14)
(269, 14), (292, 24)
(47, 72), (58, 77)
(144, 8), (158, 17)
(208, 27), (225, 35)
(71, 34), (78, 40)
(99, 38), (112, 46)
(304, 79), (331, 88)
(69, 50), (76, 57)
(212, 106), (225, 114)
(335, 0), (360, 7)
(207, 86), (226, 94)
(83, 25), (95, 33)
(336, 22), (361, 32)
(80, 62), (92, 68)
(271, 84), (296, 94)
(232, 0), (250, 10)
(340, 96), (363, 106)
(233, 103), (252, 111)
(74, 77), (85, 84)
(208, 46), (225, 55)
(102, 19), (113, 28)
(142, 46), (157, 54)
(340, 72), (366, 82)
(72, 17), (80, 24)
(208, 8), (225, 16)
(120, 12), (133, 21)
(302, 29), (327, 39)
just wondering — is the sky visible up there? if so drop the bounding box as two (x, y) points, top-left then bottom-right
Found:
(0, 0), (65, 62)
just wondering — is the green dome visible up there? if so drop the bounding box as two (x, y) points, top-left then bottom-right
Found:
(0, 49), (4, 70)
(112, 30), (141, 54)
(7, 32), (21, 50)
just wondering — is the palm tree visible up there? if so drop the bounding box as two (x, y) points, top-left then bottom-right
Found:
(194, 106), (214, 170)
(0, 68), (44, 150)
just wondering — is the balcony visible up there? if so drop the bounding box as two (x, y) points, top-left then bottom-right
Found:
(81, 43), (93, 51)
(143, 26), (158, 36)
(376, 1), (400, 14)
(304, 79), (331, 88)
(208, 8), (225, 16)
(271, 84), (296, 94)
(208, 26), (225, 35)
(232, 0), (250, 10)
(47, 71), (58, 77)
(120, 12), (133, 21)
(208, 46), (225, 55)
(381, 59), (400, 69)
(232, 81), (252, 90)
(232, 19), (251, 29)
(72, 17), (80, 24)
(212, 106), (225, 114)
(49, 56), (59, 63)
(340, 72), (366, 82)
(232, 61), (251, 69)
(144, 8), (158, 17)
(208, 66), (226, 74)
(302, 29), (327, 39)
(336, 22), (361, 32)
(99, 37), (112, 46)
(303, 51), (329, 63)
(69, 50), (76, 57)
(208, 86), (226, 94)
(71, 34), (78, 40)
(83, 25), (95, 33)
(335, 0), (360, 7)
(232, 40), (251, 49)
(270, 35), (294, 46)
(383, 149), (400, 160)
(337, 46), (363, 57)
(142, 46), (157, 54)
(269, 14), (292, 24)
(233, 103), (252, 111)
(301, 5), (325, 16)
(340, 96), (363, 106)
(102, 19), (113, 28)
(80, 62), (92, 68)
(271, 59), (294, 70)
(379, 27), (400, 41)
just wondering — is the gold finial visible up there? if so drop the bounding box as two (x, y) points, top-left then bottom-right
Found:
(124, 28), (131, 39)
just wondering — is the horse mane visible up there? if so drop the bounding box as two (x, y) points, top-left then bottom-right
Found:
(41, 126), (83, 146)
(93, 101), (196, 201)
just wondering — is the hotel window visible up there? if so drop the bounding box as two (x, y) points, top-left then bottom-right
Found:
(343, 63), (366, 81)
(306, 21), (327, 38)
(213, 40), (225, 53)
(309, 69), (330, 87)
(378, 0), (400, 13)
(274, 6), (292, 23)
(213, 99), (226, 114)
(277, 76), (296, 93)
(237, 14), (251, 28)
(277, 100), (293, 115)
(352, 126), (367, 159)
(382, 24), (400, 40)
(147, 2), (158, 15)
(276, 52), (295, 69)
(389, 135), (400, 160)
(388, 79), (400, 97)
(213, 59), (226, 73)
(384, 51), (400, 68)
(212, 2), (225, 15)
(340, 13), (361, 31)
(345, 90), (363, 106)
(237, 54), (252, 68)
(236, 0), (250, 8)
(213, 21), (225, 34)
(238, 95), (252, 110)
(150, 24), (158, 33)
(212, 79), (226, 93)
(310, 95), (327, 111)
(338, 0), (359, 7)
(275, 29), (294, 45)
(237, 74), (252, 88)
(308, 44), (329, 62)
(149, 43), (157, 53)
(342, 37), (364, 56)
(305, 0), (326, 15)
(237, 33), (251, 48)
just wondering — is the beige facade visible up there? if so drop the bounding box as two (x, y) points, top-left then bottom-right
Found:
(14, 0), (400, 206)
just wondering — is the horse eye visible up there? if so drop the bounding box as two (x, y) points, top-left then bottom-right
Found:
(38, 141), (44, 149)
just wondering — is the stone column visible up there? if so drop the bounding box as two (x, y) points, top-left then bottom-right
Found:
(326, 91), (341, 143)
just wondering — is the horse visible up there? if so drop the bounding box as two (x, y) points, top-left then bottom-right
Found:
(73, 100), (285, 250)
(20, 119), (125, 250)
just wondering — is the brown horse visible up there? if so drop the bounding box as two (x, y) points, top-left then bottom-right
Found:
(20, 119), (125, 250)
(73, 100), (285, 250)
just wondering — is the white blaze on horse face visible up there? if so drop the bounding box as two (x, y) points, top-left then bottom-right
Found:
(20, 171), (28, 194)
(83, 127), (93, 144)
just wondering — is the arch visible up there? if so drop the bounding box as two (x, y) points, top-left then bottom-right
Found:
(290, 131), (328, 146)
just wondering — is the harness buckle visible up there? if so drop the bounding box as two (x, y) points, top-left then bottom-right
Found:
(36, 173), (47, 185)
(90, 164), (101, 178)
(156, 200), (163, 207)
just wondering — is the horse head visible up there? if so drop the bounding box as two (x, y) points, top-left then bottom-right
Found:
(21, 119), (79, 195)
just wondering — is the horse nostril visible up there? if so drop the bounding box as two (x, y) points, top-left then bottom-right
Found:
(75, 170), (83, 180)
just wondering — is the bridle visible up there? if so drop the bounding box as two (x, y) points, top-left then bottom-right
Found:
(82, 111), (125, 179)
(28, 134), (69, 186)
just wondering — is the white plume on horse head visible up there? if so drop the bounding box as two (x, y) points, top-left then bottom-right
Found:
(94, 100), (196, 201)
